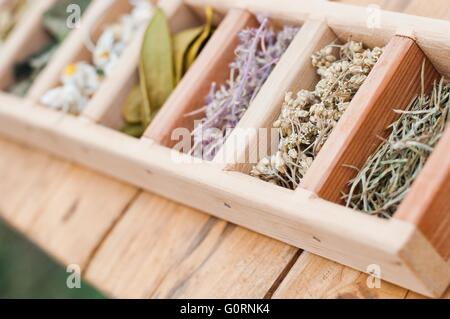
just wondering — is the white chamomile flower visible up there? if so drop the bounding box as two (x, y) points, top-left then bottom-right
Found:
(61, 62), (100, 96)
(41, 0), (154, 115)
(40, 84), (87, 114)
(93, 28), (115, 70)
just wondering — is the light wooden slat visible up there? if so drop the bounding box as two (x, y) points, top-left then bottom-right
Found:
(144, 8), (258, 148)
(406, 284), (450, 299)
(335, 0), (411, 12)
(85, 192), (298, 298)
(395, 126), (450, 259)
(0, 0), (56, 90)
(0, 136), (138, 268)
(405, 0), (450, 19)
(272, 253), (408, 298)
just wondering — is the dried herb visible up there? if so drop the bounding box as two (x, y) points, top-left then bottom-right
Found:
(41, 0), (153, 114)
(251, 40), (383, 189)
(184, 7), (214, 72)
(7, 0), (91, 97)
(0, 0), (28, 46)
(139, 7), (175, 128)
(122, 85), (143, 124)
(344, 73), (450, 219)
(173, 27), (203, 83)
(121, 6), (215, 137)
(191, 18), (300, 160)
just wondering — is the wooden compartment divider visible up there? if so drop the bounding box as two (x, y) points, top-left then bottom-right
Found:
(300, 36), (440, 203)
(144, 8), (258, 148)
(396, 125), (450, 260)
(0, 0), (56, 90)
(0, 0), (449, 297)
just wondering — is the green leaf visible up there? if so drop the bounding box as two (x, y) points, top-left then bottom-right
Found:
(43, 0), (92, 42)
(173, 26), (203, 84)
(139, 8), (175, 128)
(120, 123), (146, 138)
(184, 7), (214, 71)
(122, 85), (143, 124)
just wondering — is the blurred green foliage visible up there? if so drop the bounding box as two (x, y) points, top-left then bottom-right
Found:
(0, 220), (104, 299)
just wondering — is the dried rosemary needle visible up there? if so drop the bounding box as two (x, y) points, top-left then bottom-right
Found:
(344, 75), (450, 219)
(252, 40), (383, 189)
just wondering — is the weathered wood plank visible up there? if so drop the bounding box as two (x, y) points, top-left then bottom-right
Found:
(85, 192), (298, 298)
(272, 253), (408, 299)
(0, 137), (138, 268)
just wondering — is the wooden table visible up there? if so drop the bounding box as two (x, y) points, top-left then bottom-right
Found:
(0, 0), (449, 298)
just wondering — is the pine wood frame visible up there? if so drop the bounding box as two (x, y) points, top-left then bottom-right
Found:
(0, 0), (448, 297)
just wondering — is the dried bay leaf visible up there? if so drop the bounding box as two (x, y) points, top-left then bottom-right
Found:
(121, 6), (216, 137)
(139, 7), (175, 127)
(173, 26), (203, 83)
(121, 123), (146, 138)
(184, 6), (214, 71)
(139, 59), (152, 127)
(122, 85), (143, 124)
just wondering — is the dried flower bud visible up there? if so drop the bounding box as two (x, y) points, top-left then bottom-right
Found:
(252, 39), (383, 189)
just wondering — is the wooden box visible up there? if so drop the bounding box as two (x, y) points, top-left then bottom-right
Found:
(0, 0), (449, 297)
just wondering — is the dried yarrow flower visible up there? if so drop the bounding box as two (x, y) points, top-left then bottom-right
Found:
(191, 18), (300, 160)
(251, 40), (383, 189)
(344, 76), (450, 219)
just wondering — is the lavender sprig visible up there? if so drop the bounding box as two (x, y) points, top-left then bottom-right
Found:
(191, 19), (299, 160)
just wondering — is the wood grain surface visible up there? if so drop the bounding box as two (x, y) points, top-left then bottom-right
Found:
(0, 0), (449, 299)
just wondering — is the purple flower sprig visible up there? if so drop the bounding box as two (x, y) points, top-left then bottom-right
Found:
(190, 18), (300, 160)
